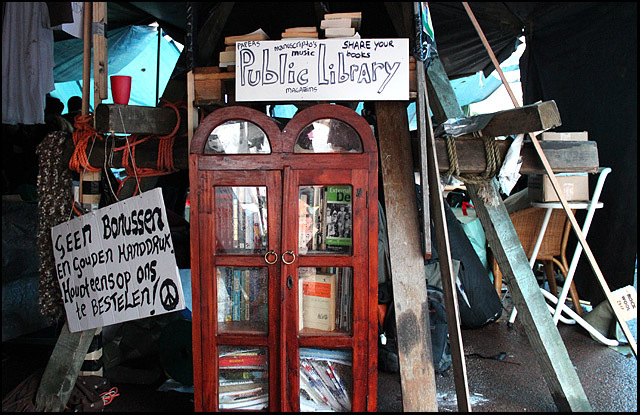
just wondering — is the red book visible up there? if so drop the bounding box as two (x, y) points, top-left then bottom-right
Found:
(219, 354), (267, 368)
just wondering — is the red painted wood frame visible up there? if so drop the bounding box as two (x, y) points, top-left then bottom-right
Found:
(189, 104), (378, 411)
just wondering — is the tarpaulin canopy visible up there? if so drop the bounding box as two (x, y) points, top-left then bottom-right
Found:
(51, 25), (181, 112)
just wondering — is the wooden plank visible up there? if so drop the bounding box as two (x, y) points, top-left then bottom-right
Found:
(415, 47), (432, 260)
(35, 323), (98, 411)
(95, 104), (181, 135)
(410, 137), (600, 174)
(416, 55), (472, 415)
(467, 180), (592, 412)
(92, 2), (108, 103)
(81, 2), (92, 116)
(376, 100), (438, 412)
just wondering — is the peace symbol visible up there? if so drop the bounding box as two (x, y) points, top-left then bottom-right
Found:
(159, 279), (180, 311)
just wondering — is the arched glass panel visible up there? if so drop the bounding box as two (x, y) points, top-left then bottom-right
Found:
(205, 120), (271, 154)
(294, 119), (363, 153)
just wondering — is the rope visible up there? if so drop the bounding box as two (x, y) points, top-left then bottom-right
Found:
(69, 114), (103, 173)
(445, 134), (502, 184)
(112, 99), (182, 197)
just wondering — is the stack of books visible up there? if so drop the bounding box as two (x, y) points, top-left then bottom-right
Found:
(218, 347), (269, 410)
(220, 28), (270, 70)
(281, 26), (318, 39)
(321, 12), (361, 38)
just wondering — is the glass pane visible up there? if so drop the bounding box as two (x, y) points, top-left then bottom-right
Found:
(219, 346), (269, 411)
(205, 120), (271, 154)
(294, 119), (363, 153)
(215, 187), (268, 254)
(298, 185), (352, 255)
(299, 348), (352, 412)
(298, 267), (352, 335)
(217, 267), (269, 334)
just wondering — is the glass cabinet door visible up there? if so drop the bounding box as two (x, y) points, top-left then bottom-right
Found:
(203, 171), (282, 412)
(282, 168), (369, 412)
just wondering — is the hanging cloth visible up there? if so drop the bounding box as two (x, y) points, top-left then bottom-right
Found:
(2, 2), (55, 125)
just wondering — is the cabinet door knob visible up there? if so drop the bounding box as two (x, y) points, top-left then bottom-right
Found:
(264, 250), (278, 264)
(287, 275), (293, 290)
(282, 250), (296, 264)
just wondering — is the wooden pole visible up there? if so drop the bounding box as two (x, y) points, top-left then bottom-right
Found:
(414, 2), (471, 410)
(377, 101), (438, 412)
(462, 1), (637, 357)
(81, 2), (92, 116)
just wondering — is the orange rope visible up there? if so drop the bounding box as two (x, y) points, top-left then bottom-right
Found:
(113, 99), (183, 197)
(69, 114), (103, 173)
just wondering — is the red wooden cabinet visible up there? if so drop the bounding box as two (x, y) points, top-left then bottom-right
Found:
(189, 104), (378, 411)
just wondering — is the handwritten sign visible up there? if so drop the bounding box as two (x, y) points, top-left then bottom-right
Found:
(51, 188), (185, 333)
(612, 285), (637, 321)
(235, 38), (409, 101)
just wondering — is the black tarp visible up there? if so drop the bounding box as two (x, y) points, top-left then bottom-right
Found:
(519, 2), (637, 303)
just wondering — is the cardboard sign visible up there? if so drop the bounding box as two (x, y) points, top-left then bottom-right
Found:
(51, 188), (185, 332)
(235, 38), (409, 101)
(612, 285), (637, 322)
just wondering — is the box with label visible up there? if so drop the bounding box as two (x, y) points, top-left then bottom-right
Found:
(539, 131), (588, 141)
(527, 173), (589, 202)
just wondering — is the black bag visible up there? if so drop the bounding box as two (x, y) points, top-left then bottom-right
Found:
(429, 200), (502, 329)
(378, 281), (452, 374)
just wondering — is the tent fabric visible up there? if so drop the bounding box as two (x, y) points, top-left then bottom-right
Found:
(2, 2), (55, 125)
(51, 25), (181, 112)
(520, 3), (637, 303)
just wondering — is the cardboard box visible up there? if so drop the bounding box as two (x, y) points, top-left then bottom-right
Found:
(539, 131), (588, 141)
(527, 173), (589, 202)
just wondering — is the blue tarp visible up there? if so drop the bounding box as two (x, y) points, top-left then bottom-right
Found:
(51, 25), (181, 113)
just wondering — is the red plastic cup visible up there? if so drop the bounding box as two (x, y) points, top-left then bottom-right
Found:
(110, 75), (132, 105)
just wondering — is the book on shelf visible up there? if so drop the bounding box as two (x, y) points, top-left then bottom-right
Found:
(219, 352), (268, 369)
(218, 49), (236, 68)
(215, 187), (235, 251)
(324, 27), (356, 38)
(320, 17), (354, 30)
(282, 26), (318, 39)
(323, 11), (361, 30)
(224, 28), (269, 46)
(324, 186), (352, 253)
(299, 358), (351, 411)
(299, 269), (337, 332)
(219, 391), (269, 410)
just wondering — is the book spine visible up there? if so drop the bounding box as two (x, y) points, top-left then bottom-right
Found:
(243, 269), (250, 320)
(233, 269), (241, 321)
(232, 196), (239, 249)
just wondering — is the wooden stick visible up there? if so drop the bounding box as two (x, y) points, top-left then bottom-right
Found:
(415, 3), (471, 410)
(462, 1), (636, 357)
(81, 2), (92, 116)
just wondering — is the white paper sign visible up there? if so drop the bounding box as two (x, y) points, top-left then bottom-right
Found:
(235, 38), (409, 101)
(612, 285), (637, 321)
(51, 188), (185, 332)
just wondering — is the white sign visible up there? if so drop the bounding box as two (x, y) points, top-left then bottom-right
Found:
(612, 285), (637, 321)
(51, 188), (185, 332)
(235, 38), (409, 101)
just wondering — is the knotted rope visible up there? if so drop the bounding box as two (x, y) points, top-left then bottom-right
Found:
(113, 99), (182, 197)
(69, 114), (103, 173)
(445, 134), (502, 184)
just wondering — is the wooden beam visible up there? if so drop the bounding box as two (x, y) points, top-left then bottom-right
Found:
(35, 323), (98, 411)
(376, 100), (438, 412)
(415, 40), (432, 260)
(409, 137), (600, 175)
(62, 128), (598, 176)
(95, 104), (182, 135)
(467, 180), (591, 411)
(92, 2), (108, 104)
